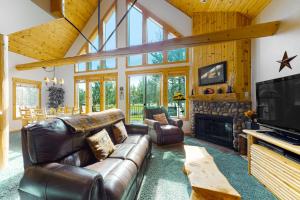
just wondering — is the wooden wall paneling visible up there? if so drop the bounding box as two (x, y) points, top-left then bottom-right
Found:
(0, 34), (9, 169)
(192, 12), (251, 100)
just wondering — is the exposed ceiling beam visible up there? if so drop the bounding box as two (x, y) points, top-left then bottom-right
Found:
(16, 21), (280, 71)
(51, 0), (64, 18)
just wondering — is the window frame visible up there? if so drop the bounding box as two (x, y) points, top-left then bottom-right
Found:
(74, 73), (118, 113)
(126, 1), (189, 68)
(12, 78), (42, 120)
(125, 67), (189, 122)
(74, 3), (118, 73)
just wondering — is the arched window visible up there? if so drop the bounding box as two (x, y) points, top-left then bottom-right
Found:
(75, 5), (117, 73)
(127, 2), (188, 67)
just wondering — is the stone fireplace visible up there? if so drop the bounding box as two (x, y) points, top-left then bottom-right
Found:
(191, 101), (251, 149)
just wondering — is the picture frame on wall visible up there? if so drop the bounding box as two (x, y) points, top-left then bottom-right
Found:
(198, 61), (227, 86)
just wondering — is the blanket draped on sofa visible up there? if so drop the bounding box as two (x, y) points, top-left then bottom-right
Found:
(58, 109), (125, 133)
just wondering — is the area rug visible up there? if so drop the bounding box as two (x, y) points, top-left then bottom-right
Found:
(0, 134), (276, 200)
(137, 137), (276, 200)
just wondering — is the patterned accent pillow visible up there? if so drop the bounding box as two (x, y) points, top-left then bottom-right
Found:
(86, 129), (115, 161)
(153, 113), (169, 125)
(112, 121), (128, 144)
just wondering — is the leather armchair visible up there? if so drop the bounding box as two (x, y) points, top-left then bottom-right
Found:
(144, 107), (184, 145)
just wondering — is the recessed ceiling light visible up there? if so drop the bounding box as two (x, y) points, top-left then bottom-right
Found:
(200, 0), (208, 3)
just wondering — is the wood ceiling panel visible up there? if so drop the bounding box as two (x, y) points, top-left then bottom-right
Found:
(9, 0), (98, 60)
(167, 0), (271, 18)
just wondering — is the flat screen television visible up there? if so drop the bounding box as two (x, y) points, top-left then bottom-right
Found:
(256, 74), (300, 140)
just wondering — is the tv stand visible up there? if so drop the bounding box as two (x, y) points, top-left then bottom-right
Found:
(256, 130), (300, 145)
(244, 129), (300, 200)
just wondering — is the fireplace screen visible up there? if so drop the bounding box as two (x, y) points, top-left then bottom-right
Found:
(195, 114), (233, 148)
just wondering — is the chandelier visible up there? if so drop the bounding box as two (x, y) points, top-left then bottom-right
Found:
(43, 67), (64, 86)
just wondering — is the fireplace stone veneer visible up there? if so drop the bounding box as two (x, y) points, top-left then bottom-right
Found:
(191, 101), (251, 149)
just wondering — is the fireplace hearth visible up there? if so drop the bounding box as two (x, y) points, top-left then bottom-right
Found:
(195, 114), (233, 148)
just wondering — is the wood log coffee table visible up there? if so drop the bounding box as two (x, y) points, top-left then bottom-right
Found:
(183, 145), (241, 200)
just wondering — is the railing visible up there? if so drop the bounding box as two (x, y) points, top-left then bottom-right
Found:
(129, 105), (181, 123)
(129, 104), (144, 123)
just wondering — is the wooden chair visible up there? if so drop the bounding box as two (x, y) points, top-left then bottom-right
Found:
(20, 108), (36, 126)
(64, 106), (74, 116)
(57, 106), (65, 116)
(34, 108), (46, 122)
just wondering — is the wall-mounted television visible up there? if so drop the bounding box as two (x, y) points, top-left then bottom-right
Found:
(198, 61), (227, 86)
(256, 74), (300, 141)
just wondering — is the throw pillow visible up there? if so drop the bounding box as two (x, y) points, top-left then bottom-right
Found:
(153, 113), (169, 125)
(86, 129), (115, 161)
(112, 121), (128, 144)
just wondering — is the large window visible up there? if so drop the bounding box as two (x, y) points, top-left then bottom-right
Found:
(104, 80), (117, 110)
(147, 18), (163, 65)
(127, 3), (188, 67)
(75, 6), (117, 73)
(127, 5), (143, 67)
(126, 67), (189, 122)
(74, 74), (118, 113)
(75, 80), (87, 113)
(103, 9), (117, 69)
(13, 78), (42, 119)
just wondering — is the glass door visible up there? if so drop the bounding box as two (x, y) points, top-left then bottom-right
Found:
(128, 74), (162, 123)
(88, 80), (101, 113)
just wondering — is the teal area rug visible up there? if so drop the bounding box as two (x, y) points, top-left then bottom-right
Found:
(137, 137), (276, 200)
(0, 134), (276, 200)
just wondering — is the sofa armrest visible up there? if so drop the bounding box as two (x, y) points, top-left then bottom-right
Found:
(168, 118), (183, 129)
(19, 163), (106, 200)
(144, 119), (161, 131)
(125, 124), (148, 135)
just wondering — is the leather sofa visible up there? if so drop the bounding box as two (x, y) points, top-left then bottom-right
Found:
(19, 110), (152, 200)
(144, 107), (184, 145)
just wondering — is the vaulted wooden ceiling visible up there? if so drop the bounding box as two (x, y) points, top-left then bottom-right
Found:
(9, 0), (98, 60)
(167, 0), (271, 19)
(8, 0), (272, 61)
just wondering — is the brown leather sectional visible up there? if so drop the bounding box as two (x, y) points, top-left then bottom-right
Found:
(19, 110), (152, 200)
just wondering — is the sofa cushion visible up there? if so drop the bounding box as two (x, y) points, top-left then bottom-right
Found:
(123, 135), (143, 144)
(110, 135), (151, 169)
(126, 137), (150, 169)
(59, 148), (96, 167)
(112, 121), (128, 144)
(85, 158), (123, 178)
(103, 160), (137, 200)
(109, 144), (135, 159)
(86, 129), (116, 161)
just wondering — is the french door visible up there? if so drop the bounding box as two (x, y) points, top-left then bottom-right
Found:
(128, 74), (162, 123)
(75, 74), (118, 114)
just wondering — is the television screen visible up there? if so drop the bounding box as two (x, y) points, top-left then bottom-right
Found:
(256, 74), (300, 135)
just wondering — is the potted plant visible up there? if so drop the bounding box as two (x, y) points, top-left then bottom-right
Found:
(244, 110), (260, 130)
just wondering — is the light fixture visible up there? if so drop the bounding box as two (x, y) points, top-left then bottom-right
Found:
(43, 67), (64, 86)
(200, 0), (208, 3)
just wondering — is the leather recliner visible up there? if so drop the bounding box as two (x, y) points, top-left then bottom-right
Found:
(19, 109), (152, 200)
(144, 107), (184, 145)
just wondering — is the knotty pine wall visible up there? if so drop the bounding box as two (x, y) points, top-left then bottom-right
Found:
(192, 12), (251, 100)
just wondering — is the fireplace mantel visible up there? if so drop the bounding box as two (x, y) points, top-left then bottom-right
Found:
(188, 93), (251, 102)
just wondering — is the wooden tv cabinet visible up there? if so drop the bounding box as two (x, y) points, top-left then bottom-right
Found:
(244, 130), (300, 200)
